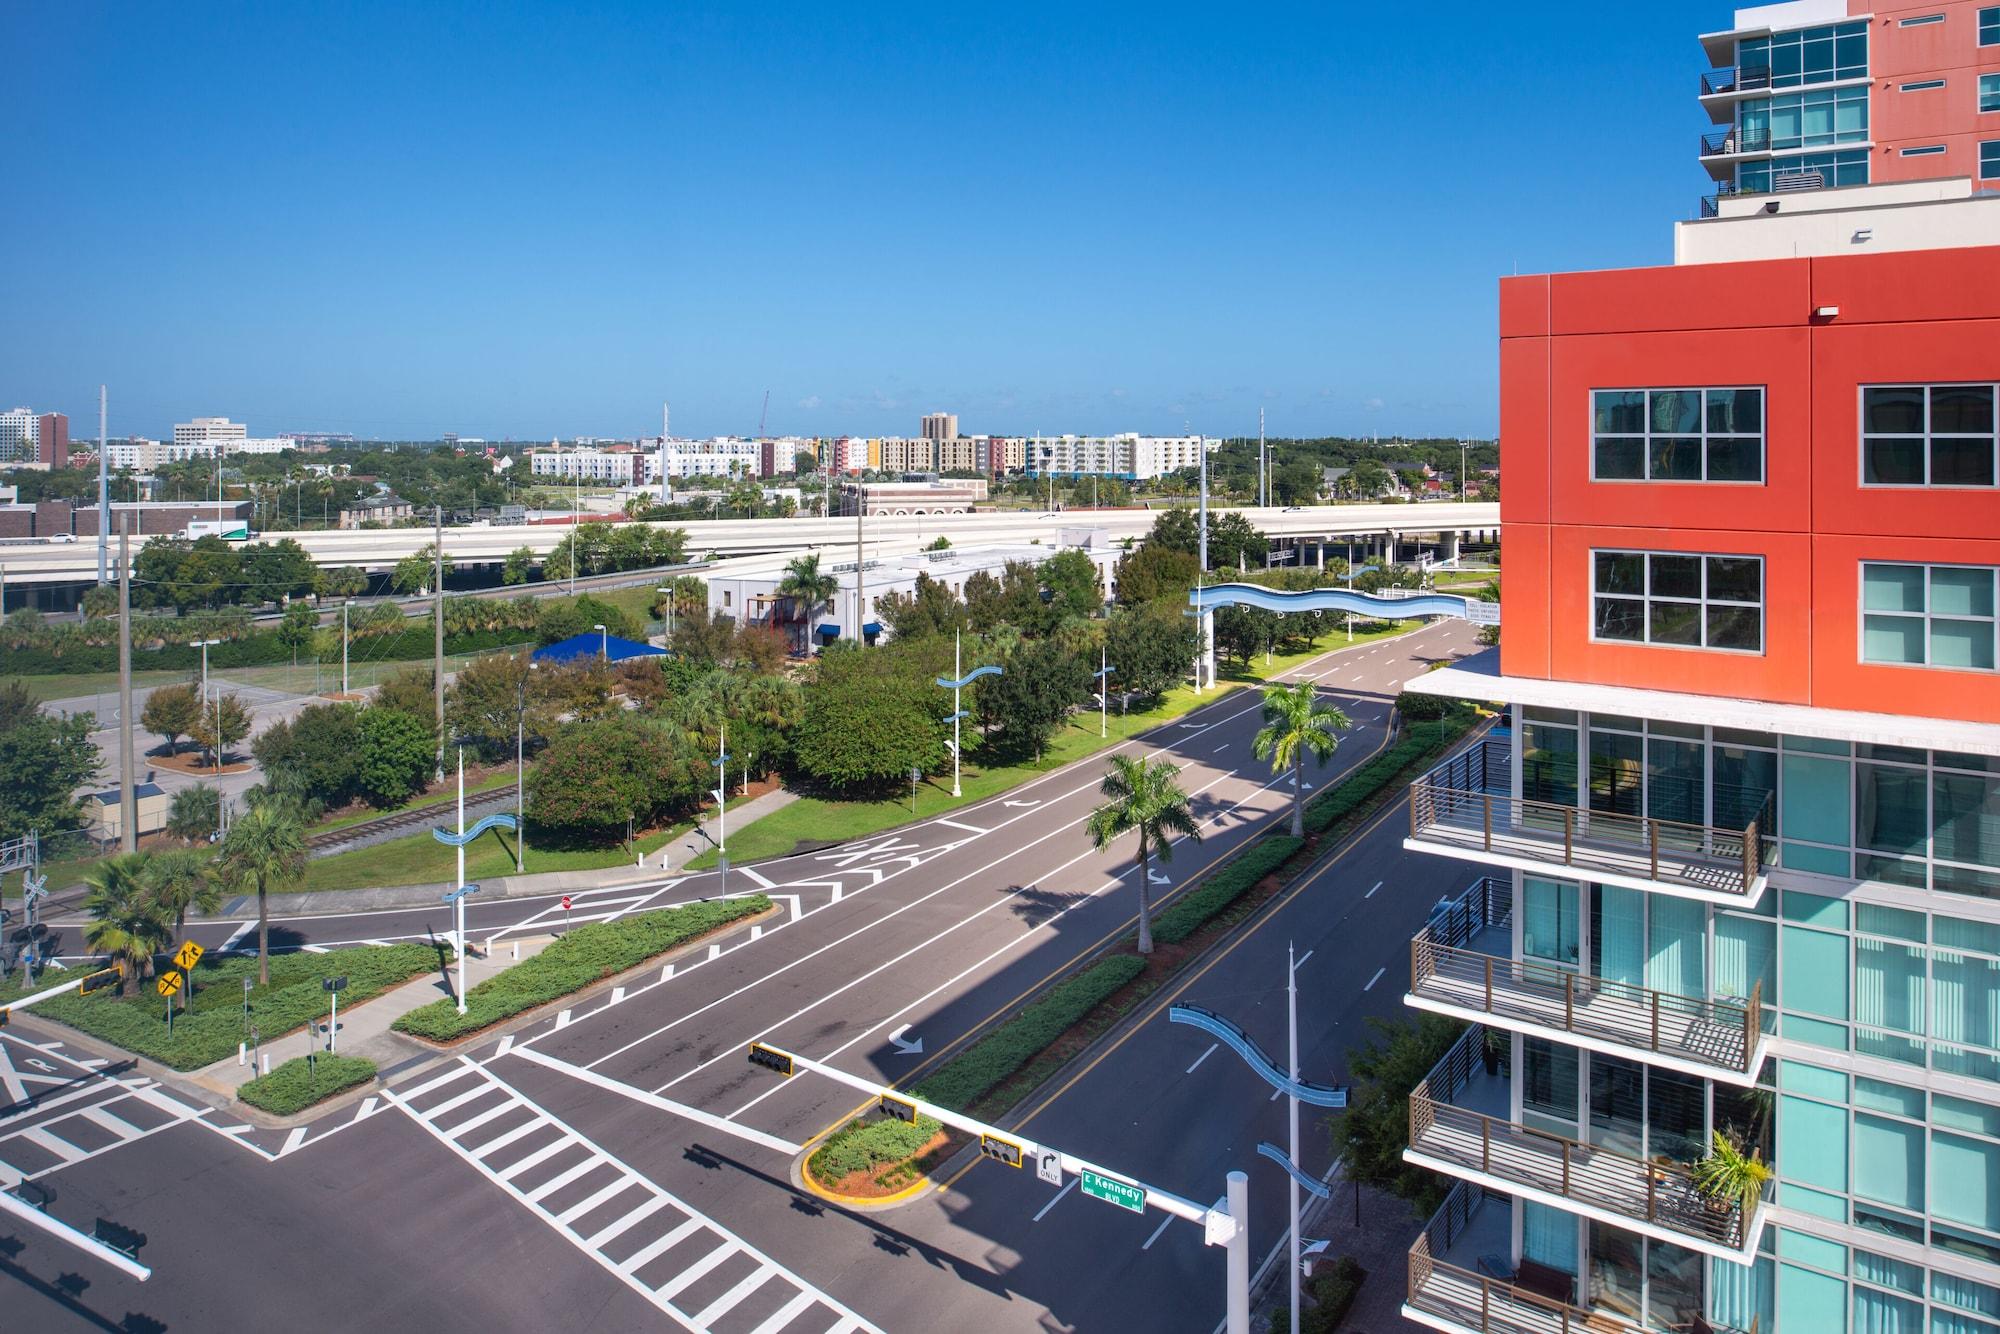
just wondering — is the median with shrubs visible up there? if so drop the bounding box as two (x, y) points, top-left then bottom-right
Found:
(238, 1054), (378, 1116)
(393, 894), (772, 1042)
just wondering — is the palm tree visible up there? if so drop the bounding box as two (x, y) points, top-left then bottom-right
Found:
(218, 798), (307, 985)
(776, 553), (840, 653)
(1086, 753), (1201, 955)
(166, 783), (222, 845)
(83, 854), (169, 996)
(1253, 681), (1353, 838)
(145, 847), (221, 1011)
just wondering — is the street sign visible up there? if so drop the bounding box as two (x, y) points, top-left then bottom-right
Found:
(79, 965), (121, 997)
(1465, 599), (1501, 626)
(1036, 1151), (1063, 1186)
(561, 896), (572, 911)
(172, 940), (204, 973)
(1079, 1167), (1145, 1213)
(322, 976), (348, 993)
(155, 969), (183, 998)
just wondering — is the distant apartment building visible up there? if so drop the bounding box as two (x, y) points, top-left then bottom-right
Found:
(654, 437), (761, 480)
(530, 447), (652, 487)
(921, 412), (959, 441)
(876, 437), (935, 473)
(173, 416), (247, 447)
(0, 408), (37, 465)
(1698, 0), (2000, 215)
(338, 494), (415, 528)
(35, 413), (68, 468)
(1025, 433), (1217, 480)
(836, 477), (988, 516)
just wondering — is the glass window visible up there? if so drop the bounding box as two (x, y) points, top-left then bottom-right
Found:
(1786, 925), (1851, 1019)
(1985, 142), (2000, 181)
(1933, 1133), (2000, 1234)
(1936, 770), (2000, 871)
(1985, 7), (2000, 45)
(1862, 563), (1999, 671)
(1933, 1272), (2000, 1320)
(1522, 1037), (1578, 1123)
(1593, 550), (1764, 652)
(1781, 1093), (1850, 1193)
(1747, 21), (1869, 88)
(1983, 74), (2000, 113)
(1591, 387), (1765, 482)
(1742, 86), (1871, 150)
(1856, 1113), (1927, 1212)
(1863, 385), (1998, 488)
(1523, 877), (1580, 964)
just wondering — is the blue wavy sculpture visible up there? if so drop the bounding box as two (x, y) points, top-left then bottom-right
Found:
(936, 664), (1004, 689)
(1169, 1003), (1348, 1108)
(1188, 582), (1487, 623)
(432, 812), (519, 847)
(1257, 1142), (1332, 1199)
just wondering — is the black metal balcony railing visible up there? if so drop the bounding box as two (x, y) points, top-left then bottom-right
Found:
(1409, 936), (1763, 1077)
(1409, 775), (1772, 900)
(1700, 64), (1772, 97)
(1700, 127), (1773, 157)
(1409, 1086), (1751, 1251)
(1426, 875), (1513, 955)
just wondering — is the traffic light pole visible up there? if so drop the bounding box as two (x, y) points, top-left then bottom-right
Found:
(746, 1040), (1250, 1333)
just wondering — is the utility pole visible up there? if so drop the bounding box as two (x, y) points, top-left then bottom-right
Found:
(117, 520), (136, 853)
(433, 505), (445, 783)
(854, 495), (866, 645)
(1287, 940), (1302, 1334)
(1259, 408), (1267, 509)
(659, 401), (670, 507)
(96, 386), (108, 584)
(340, 600), (351, 695)
(1198, 427), (1212, 691)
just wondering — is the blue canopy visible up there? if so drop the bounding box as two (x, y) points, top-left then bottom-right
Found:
(532, 632), (668, 665)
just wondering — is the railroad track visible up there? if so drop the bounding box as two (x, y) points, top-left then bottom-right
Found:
(307, 787), (518, 855)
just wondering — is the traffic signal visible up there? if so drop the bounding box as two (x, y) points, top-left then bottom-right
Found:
(879, 1095), (918, 1124)
(0, 1007), (10, 1029)
(980, 1133), (1023, 1168)
(78, 966), (121, 997)
(746, 1043), (793, 1077)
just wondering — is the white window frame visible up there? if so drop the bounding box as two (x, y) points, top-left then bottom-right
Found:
(1589, 549), (1766, 654)
(1859, 383), (2000, 489)
(1982, 73), (2000, 113)
(1901, 145), (1947, 156)
(1902, 79), (1947, 92)
(1588, 387), (1767, 484)
(1860, 561), (1999, 673)
(1986, 5), (2000, 45)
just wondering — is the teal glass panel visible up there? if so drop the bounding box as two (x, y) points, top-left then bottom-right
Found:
(1933, 1272), (2000, 1318)
(1934, 1092), (2000, 1138)
(1785, 890), (1849, 927)
(1859, 763), (1930, 858)
(1781, 1060), (1849, 1100)
(1520, 1199), (1577, 1274)
(1786, 841), (1854, 875)
(1781, 1226), (1850, 1272)
(1855, 1287), (1923, 1334)
(1716, 742), (1779, 834)
(1854, 1114), (1925, 1212)
(1523, 722), (1577, 807)
(1647, 895), (1705, 997)
(1865, 563), (1926, 613)
(1936, 771), (2000, 871)
(1933, 567), (1996, 618)
(1855, 936), (1926, 1036)
(1785, 1013), (1850, 1050)
(1853, 1076), (1924, 1117)
(1781, 1093), (1850, 1192)
(1522, 877), (1579, 965)
(1714, 913), (1776, 1005)
(1937, 916), (2000, 954)
(1854, 1248), (1923, 1295)
(1780, 1262), (1850, 1331)
(1710, 1254), (1776, 1334)
(1785, 734), (1852, 755)
(1932, 1132), (2000, 1232)
(1857, 903), (1926, 943)
(1931, 1307), (2000, 1334)
(1783, 1181), (1849, 1219)
(1785, 754), (1851, 846)
(1933, 948), (2000, 1049)
(1856, 1028), (1928, 1069)
(1592, 884), (1644, 986)
(1785, 925), (1851, 1019)
(1648, 736), (1706, 825)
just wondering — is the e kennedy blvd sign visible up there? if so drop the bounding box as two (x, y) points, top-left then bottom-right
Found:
(1079, 1167), (1145, 1213)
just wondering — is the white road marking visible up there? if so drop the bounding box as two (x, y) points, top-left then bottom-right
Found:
(512, 1047), (802, 1155)
(691, 1263), (776, 1325)
(737, 865), (777, 890)
(220, 920), (256, 951)
(1033, 1176), (1077, 1221)
(300, 944), (329, 954)
(1185, 1042), (1219, 1075)
(1365, 881), (1382, 898)
(79, 1106), (145, 1140)
(935, 818), (987, 834)
(1363, 967), (1386, 992)
(21, 1127), (85, 1162)
(282, 1126), (309, 1154)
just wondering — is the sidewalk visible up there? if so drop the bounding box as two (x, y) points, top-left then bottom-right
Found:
(182, 932), (559, 1102)
(684, 785), (800, 869)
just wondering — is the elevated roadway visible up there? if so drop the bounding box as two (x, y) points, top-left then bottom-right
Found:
(3, 502), (1497, 585)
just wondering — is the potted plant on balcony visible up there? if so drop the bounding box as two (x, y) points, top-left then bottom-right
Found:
(1691, 1130), (1772, 1216)
(1481, 1027), (1506, 1076)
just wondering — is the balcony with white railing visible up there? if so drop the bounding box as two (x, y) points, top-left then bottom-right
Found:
(1405, 740), (1773, 906)
(1404, 1032), (1764, 1260)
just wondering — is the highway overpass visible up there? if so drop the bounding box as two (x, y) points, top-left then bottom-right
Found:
(0, 502), (1498, 586)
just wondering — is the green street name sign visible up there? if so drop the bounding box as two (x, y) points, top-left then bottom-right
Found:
(1079, 1168), (1145, 1213)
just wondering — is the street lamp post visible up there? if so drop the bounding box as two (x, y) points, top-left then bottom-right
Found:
(513, 661), (537, 875)
(1093, 647), (1115, 739)
(189, 638), (221, 773)
(935, 635), (1002, 800)
(593, 622), (607, 660)
(655, 585), (676, 641)
(340, 600), (352, 695)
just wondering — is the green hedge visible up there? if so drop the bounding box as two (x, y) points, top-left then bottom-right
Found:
(1301, 715), (1472, 837)
(1269, 1257), (1367, 1334)
(1152, 835), (1303, 946)
(0, 626), (530, 677)
(913, 954), (1145, 1112)
(808, 1114), (944, 1186)
(238, 1054), (376, 1115)
(0, 943), (445, 1071)
(393, 895), (770, 1041)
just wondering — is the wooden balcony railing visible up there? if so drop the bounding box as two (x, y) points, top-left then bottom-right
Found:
(1408, 782), (1770, 900)
(1409, 938), (1762, 1077)
(1409, 1226), (1632, 1334)
(1409, 1085), (1749, 1251)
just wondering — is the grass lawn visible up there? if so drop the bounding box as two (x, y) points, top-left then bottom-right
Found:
(14, 669), (187, 705)
(690, 621), (1417, 868)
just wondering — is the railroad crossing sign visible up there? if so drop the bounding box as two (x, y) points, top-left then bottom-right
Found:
(156, 969), (184, 998)
(1079, 1167), (1145, 1213)
(173, 940), (204, 973)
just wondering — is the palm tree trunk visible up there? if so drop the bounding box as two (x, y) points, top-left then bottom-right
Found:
(1292, 754), (1305, 838)
(1135, 836), (1154, 956)
(257, 884), (270, 986)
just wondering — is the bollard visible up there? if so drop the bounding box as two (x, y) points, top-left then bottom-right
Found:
(261, 1053), (270, 1075)
(238, 1042), (246, 1067)
(512, 941), (520, 960)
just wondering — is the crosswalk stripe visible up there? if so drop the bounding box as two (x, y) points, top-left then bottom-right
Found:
(442, 1102), (515, 1140)
(556, 1178), (635, 1226)
(583, 1195), (671, 1250)
(79, 1106), (146, 1140)
(654, 1241), (736, 1299)
(525, 1156), (603, 1204)
(423, 1085), (499, 1121)
(693, 1263), (776, 1326)
(748, 1291), (819, 1334)
(395, 1064), (479, 1102)
(618, 1217), (704, 1275)
(21, 1127), (85, 1163)
(470, 1121), (542, 1161)
(498, 1138), (575, 1182)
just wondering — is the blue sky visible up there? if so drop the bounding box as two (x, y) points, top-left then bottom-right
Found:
(7, 3), (1716, 442)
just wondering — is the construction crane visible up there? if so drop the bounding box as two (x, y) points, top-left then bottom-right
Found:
(757, 389), (770, 438)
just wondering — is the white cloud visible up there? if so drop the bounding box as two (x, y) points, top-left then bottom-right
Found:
(797, 395), (822, 410)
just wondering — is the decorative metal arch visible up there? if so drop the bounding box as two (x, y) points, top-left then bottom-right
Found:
(1169, 1003), (1348, 1108)
(1188, 582), (1492, 624)
(432, 812), (519, 847)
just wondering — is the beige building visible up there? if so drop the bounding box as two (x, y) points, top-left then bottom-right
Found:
(173, 416), (247, 447)
(82, 781), (169, 844)
(921, 412), (958, 441)
(836, 477), (988, 516)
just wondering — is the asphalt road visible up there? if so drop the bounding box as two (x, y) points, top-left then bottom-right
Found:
(3, 619), (1478, 1332)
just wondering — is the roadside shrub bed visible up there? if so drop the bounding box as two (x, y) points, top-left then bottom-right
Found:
(1301, 714), (1473, 837)
(393, 895), (770, 1041)
(238, 1054), (376, 1115)
(1152, 835), (1303, 946)
(808, 1113), (944, 1187)
(913, 954), (1145, 1112)
(1270, 1257), (1367, 1334)
(0, 942), (445, 1071)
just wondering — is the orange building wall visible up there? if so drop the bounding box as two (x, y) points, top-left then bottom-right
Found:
(1500, 244), (2000, 725)
(1859, 1), (2000, 184)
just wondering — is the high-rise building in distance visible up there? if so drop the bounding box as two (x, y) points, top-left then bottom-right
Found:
(172, 416), (247, 447)
(36, 412), (68, 468)
(921, 412), (959, 441)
